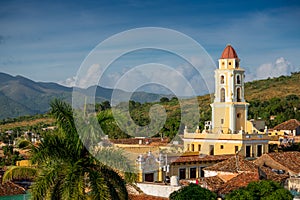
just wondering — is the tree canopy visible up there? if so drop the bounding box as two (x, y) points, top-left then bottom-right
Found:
(169, 183), (217, 200)
(225, 180), (293, 200)
(3, 99), (135, 200)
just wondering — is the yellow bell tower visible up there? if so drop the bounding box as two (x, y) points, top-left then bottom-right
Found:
(211, 45), (249, 134)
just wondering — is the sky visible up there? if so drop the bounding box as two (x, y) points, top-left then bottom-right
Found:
(0, 0), (300, 95)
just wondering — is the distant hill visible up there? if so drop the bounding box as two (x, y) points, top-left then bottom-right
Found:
(1, 72), (300, 136)
(0, 72), (172, 119)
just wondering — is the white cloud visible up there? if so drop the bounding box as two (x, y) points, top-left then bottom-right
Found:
(59, 76), (76, 87)
(253, 57), (294, 80)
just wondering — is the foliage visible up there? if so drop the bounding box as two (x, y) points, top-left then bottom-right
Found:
(248, 95), (300, 128)
(281, 142), (300, 152)
(3, 99), (136, 200)
(0, 145), (23, 166)
(16, 139), (31, 149)
(225, 180), (293, 200)
(2, 72), (300, 138)
(3, 166), (37, 181)
(169, 183), (217, 200)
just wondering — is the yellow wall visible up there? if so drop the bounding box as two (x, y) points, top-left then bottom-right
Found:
(185, 141), (242, 155)
(16, 160), (32, 167)
(213, 105), (231, 133)
(184, 139), (268, 157)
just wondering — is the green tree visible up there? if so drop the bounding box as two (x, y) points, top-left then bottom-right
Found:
(225, 180), (293, 200)
(3, 99), (135, 200)
(169, 183), (217, 200)
(160, 97), (169, 103)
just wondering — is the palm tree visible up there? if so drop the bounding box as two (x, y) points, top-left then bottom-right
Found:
(3, 99), (135, 200)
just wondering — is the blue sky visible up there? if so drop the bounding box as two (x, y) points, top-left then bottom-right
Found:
(0, 0), (300, 94)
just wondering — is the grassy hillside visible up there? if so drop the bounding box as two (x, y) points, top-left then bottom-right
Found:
(1, 72), (300, 138)
(245, 72), (300, 101)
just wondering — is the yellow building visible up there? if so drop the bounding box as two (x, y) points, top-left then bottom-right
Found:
(183, 45), (269, 158)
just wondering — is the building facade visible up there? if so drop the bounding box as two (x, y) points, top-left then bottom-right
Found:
(183, 45), (269, 158)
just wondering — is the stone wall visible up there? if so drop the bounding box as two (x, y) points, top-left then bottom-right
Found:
(136, 183), (181, 198)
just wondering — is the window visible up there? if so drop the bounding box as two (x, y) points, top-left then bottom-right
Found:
(220, 88), (225, 102)
(237, 88), (241, 102)
(229, 61), (232, 65)
(220, 145), (224, 149)
(237, 113), (241, 118)
(221, 119), (224, 124)
(190, 167), (196, 179)
(191, 144), (194, 152)
(209, 145), (214, 155)
(257, 145), (262, 157)
(236, 75), (241, 84)
(220, 75), (225, 84)
(199, 167), (205, 177)
(179, 168), (186, 180)
(235, 146), (239, 153)
(246, 145), (251, 157)
(187, 144), (190, 151)
(198, 144), (201, 152)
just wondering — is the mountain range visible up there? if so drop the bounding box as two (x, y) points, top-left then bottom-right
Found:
(0, 72), (172, 119)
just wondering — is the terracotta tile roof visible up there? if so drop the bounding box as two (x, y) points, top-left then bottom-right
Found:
(111, 138), (169, 145)
(198, 176), (224, 192)
(170, 154), (233, 164)
(258, 166), (289, 182)
(204, 155), (258, 173)
(273, 119), (300, 131)
(129, 194), (168, 200)
(217, 172), (259, 195)
(265, 151), (300, 174)
(0, 181), (26, 196)
(220, 45), (238, 59)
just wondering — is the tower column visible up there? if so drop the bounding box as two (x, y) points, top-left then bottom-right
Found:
(230, 104), (235, 133)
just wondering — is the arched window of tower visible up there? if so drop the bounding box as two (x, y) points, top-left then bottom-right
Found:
(236, 74), (241, 84)
(237, 88), (241, 102)
(220, 75), (225, 84)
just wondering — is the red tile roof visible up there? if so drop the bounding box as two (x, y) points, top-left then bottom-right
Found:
(220, 45), (238, 59)
(258, 165), (289, 182)
(129, 194), (168, 200)
(170, 154), (233, 164)
(204, 155), (257, 173)
(265, 151), (300, 174)
(111, 138), (169, 145)
(199, 176), (224, 192)
(217, 172), (259, 194)
(273, 119), (300, 131)
(0, 181), (26, 196)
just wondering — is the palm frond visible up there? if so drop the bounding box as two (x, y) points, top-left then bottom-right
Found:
(94, 147), (136, 177)
(2, 166), (37, 183)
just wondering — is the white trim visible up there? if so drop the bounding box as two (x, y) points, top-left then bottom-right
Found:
(243, 140), (269, 144)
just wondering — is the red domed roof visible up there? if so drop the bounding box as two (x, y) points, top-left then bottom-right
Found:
(220, 45), (238, 59)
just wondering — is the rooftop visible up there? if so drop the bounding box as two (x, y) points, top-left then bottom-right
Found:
(0, 181), (26, 196)
(170, 154), (233, 164)
(204, 155), (258, 173)
(273, 119), (300, 131)
(217, 172), (259, 194)
(220, 45), (238, 59)
(262, 151), (300, 174)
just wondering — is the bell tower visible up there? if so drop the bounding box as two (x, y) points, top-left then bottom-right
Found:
(211, 45), (249, 134)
